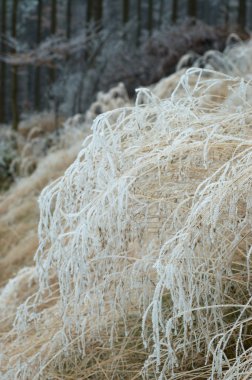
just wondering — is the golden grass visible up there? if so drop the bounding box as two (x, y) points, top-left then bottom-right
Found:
(2, 40), (252, 379)
(0, 144), (83, 286)
(1, 68), (252, 379)
(0, 83), (130, 287)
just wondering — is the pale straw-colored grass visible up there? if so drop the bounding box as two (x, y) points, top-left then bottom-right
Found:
(1, 67), (252, 379)
(0, 83), (130, 287)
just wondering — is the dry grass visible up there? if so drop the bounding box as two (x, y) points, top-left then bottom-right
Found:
(0, 144), (83, 286)
(0, 83), (129, 288)
(1, 40), (252, 379)
(1, 66), (252, 379)
(176, 37), (252, 80)
(18, 112), (64, 138)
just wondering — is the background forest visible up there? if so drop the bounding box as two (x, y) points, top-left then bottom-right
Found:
(0, 0), (250, 130)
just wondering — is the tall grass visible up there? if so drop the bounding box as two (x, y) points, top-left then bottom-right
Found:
(1, 68), (252, 379)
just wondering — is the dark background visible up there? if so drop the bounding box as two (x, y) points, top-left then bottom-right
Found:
(0, 0), (250, 129)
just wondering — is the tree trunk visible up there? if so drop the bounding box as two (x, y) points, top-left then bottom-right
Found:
(87, 0), (103, 24)
(66, 0), (72, 39)
(93, 0), (103, 25)
(137, 0), (141, 43)
(171, 0), (178, 23)
(238, 0), (246, 28)
(159, 0), (164, 25)
(11, 0), (19, 130)
(187, 0), (197, 18)
(148, 0), (153, 35)
(0, 0), (7, 123)
(35, 0), (42, 111)
(123, 0), (130, 23)
(51, 0), (57, 34)
(86, 0), (92, 23)
(50, 0), (57, 84)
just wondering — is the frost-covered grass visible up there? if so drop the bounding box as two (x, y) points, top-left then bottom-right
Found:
(0, 143), (83, 286)
(0, 84), (129, 287)
(176, 37), (252, 81)
(1, 67), (252, 379)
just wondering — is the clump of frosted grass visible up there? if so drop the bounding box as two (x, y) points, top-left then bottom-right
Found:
(1, 68), (252, 379)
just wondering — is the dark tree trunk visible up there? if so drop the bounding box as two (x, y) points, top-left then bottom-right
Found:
(238, 0), (246, 28)
(66, 0), (72, 39)
(159, 0), (164, 25)
(148, 0), (153, 35)
(86, 0), (92, 23)
(0, 0), (7, 123)
(187, 0), (197, 18)
(123, 0), (130, 23)
(172, 0), (178, 23)
(35, 0), (42, 110)
(50, 0), (57, 84)
(92, 0), (102, 22)
(49, 0), (57, 127)
(37, 0), (42, 50)
(137, 0), (141, 43)
(86, 0), (102, 24)
(224, 0), (229, 26)
(51, 0), (57, 34)
(11, 0), (19, 130)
